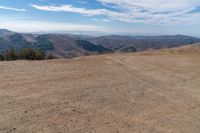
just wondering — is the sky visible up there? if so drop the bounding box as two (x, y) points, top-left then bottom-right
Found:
(0, 0), (200, 36)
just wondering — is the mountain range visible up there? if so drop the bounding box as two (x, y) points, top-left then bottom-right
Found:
(0, 29), (200, 58)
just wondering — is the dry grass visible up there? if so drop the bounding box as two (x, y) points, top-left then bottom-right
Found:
(0, 49), (200, 133)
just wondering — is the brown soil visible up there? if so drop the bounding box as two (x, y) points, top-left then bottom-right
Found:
(0, 51), (200, 133)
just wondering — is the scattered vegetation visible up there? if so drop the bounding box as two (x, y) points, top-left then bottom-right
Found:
(0, 48), (54, 61)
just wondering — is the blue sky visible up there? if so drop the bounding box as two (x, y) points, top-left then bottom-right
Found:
(0, 0), (200, 36)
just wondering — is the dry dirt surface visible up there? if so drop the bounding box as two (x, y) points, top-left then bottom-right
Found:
(0, 50), (200, 133)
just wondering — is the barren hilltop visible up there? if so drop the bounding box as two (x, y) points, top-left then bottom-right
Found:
(0, 44), (200, 133)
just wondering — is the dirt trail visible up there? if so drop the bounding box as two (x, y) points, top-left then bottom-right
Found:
(0, 52), (200, 133)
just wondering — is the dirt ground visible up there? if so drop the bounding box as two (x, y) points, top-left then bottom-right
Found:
(0, 51), (200, 133)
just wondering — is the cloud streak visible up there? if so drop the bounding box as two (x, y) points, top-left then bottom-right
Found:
(31, 4), (121, 16)
(0, 6), (26, 12)
(31, 0), (200, 25)
(0, 21), (101, 32)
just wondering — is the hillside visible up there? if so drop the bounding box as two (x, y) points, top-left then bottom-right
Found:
(0, 29), (200, 58)
(0, 29), (15, 37)
(0, 48), (200, 133)
(165, 43), (200, 53)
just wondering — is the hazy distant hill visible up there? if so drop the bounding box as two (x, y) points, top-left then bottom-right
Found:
(88, 35), (200, 51)
(0, 29), (15, 37)
(0, 29), (200, 58)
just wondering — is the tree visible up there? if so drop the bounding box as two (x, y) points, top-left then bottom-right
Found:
(4, 50), (18, 61)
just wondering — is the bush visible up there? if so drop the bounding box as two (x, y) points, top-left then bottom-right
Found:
(1, 48), (53, 61)
(46, 55), (55, 60)
(0, 54), (4, 61)
(19, 48), (45, 60)
(4, 50), (18, 61)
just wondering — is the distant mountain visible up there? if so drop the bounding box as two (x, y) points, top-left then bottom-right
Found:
(0, 29), (15, 37)
(88, 35), (200, 52)
(0, 29), (200, 58)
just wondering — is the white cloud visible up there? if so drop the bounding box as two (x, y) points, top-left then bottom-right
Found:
(0, 6), (25, 12)
(31, 0), (200, 25)
(31, 4), (122, 16)
(97, 0), (200, 24)
(93, 18), (111, 22)
(98, 0), (200, 11)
